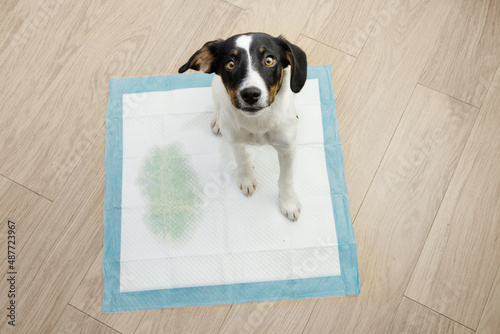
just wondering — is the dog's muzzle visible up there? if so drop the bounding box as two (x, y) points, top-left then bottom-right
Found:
(238, 86), (267, 112)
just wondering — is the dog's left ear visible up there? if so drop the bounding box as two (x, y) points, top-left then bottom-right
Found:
(178, 39), (223, 74)
(278, 36), (307, 93)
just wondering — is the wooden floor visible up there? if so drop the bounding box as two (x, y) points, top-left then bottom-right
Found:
(1, 0), (500, 333)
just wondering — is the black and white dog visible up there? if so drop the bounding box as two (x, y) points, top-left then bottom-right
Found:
(179, 33), (307, 221)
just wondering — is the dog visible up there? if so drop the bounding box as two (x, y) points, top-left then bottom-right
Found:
(179, 32), (307, 221)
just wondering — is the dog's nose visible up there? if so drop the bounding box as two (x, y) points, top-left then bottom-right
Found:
(240, 87), (262, 105)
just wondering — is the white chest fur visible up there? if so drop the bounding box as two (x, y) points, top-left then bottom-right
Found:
(212, 67), (297, 146)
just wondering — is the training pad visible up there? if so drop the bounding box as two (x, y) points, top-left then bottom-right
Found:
(103, 66), (359, 312)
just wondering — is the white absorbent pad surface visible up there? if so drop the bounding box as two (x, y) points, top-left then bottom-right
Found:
(103, 66), (359, 313)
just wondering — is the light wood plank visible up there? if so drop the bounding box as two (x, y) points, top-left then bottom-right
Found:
(0, 0), (185, 200)
(0, 177), (51, 328)
(0, 126), (105, 334)
(419, 0), (500, 107)
(0, 176), (51, 256)
(477, 266), (500, 334)
(0, 0), (46, 66)
(0, 0), (118, 156)
(219, 299), (316, 334)
(51, 306), (119, 334)
(138, 0), (242, 76)
(334, 0), (453, 219)
(406, 67), (500, 329)
(295, 35), (356, 96)
(135, 305), (229, 334)
(223, 0), (248, 10)
(304, 85), (477, 333)
(70, 250), (145, 334)
(302, 0), (388, 56)
(389, 298), (474, 334)
(229, 0), (319, 42)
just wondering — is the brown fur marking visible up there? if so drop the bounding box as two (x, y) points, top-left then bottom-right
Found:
(222, 83), (238, 107)
(269, 68), (284, 103)
(192, 48), (214, 73)
(286, 51), (293, 67)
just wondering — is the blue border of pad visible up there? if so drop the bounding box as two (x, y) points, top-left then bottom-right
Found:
(102, 66), (360, 313)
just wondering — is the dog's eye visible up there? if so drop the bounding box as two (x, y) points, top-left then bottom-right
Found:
(264, 56), (275, 67)
(226, 60), (235, 70)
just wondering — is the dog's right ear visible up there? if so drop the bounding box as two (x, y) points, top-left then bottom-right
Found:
(178, 39), (223, 74)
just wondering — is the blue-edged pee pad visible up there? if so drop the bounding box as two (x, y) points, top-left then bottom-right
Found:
(103, 65), (359, 313)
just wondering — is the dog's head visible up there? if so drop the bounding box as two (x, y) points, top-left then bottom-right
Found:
(179, 33), (307, 114)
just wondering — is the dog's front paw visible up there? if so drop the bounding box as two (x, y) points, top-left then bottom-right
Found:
(211, 118), (221, 136)
(280, 193), (301, 221)
(238, 175), (257, 197)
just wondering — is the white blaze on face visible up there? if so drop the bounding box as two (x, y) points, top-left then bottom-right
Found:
(235, 35), (269, 109)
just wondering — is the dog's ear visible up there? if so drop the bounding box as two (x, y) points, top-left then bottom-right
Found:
(178, 39), (223, 74)
(278, 36), (307, 93)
